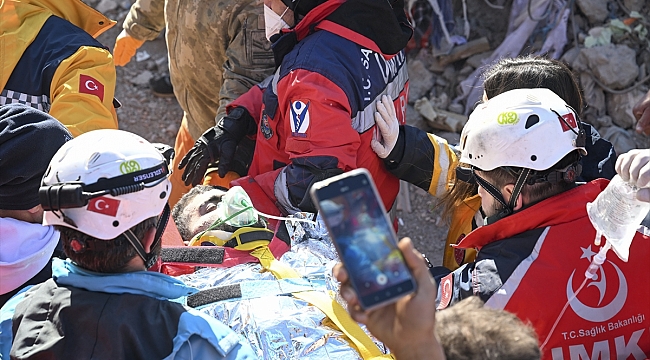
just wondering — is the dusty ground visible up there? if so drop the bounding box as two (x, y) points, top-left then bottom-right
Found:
(95, 14), (449, 266)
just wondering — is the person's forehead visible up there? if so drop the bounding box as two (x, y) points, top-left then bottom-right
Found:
(188, 188), (227, 209)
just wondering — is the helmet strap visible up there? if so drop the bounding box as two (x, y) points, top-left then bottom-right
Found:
(473, 167), (531, 225)
(123, 204), (171, 269)
(508, 168), (531, 211)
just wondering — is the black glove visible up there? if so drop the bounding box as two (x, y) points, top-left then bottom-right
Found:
(178, 107), (256, 186)
(205, 136), (256, 179)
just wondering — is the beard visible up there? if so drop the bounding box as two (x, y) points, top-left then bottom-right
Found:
(480, 199), (507, 220)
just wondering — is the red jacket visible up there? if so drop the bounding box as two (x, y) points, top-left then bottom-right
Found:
(231, 0), (408, 215)
(439, 179), (650, 359)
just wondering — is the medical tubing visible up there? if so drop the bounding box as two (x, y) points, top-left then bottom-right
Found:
(197, 206), (253, 240)
(540, 243), (610, 350)
(585, 243), (610, 279)
(255, 210), (318, 226)
(198, 206), (318, 241)
(540, 274), (588, 350)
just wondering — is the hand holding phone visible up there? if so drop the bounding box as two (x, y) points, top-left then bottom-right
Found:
(333, 238), (444, 360)
(310, 168), (416, 310)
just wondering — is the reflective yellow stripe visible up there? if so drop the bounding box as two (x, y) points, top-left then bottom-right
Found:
(427, 133), (445, 196)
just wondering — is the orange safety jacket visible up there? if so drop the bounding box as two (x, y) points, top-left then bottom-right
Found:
(0, 0), (118, 136)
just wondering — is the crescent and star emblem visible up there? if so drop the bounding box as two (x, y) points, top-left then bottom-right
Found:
(93, 199), (107, 211)
(85, 80), (98, 91)
(567, 245), (627, 322)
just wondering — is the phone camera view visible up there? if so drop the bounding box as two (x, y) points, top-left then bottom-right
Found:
(319, 185), (411, 301)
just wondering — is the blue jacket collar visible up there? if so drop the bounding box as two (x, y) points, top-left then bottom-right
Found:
(52, 258), (198, 300)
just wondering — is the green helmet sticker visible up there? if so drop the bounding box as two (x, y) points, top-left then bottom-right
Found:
(120, 160), (141, 174)
(497, 111), (519, 125)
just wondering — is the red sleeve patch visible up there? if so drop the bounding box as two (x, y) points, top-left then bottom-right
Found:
(437, 273), (454, 310)
(290, 100), (310, 137)
(79, 74), (105, 102)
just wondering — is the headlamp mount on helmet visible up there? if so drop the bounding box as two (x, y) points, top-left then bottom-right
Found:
(39, 161), (169, 212)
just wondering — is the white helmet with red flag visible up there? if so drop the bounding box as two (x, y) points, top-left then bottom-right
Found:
(41, 129), (171, 240)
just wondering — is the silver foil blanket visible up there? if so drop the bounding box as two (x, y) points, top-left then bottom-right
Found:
(177, 214), (388, 359)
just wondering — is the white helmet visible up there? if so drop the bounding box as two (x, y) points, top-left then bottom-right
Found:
(459, 87), (586, 171)
(41, 129), (171, 240)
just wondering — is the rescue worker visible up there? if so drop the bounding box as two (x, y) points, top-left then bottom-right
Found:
(0, 0), (119, 136)
(436, 88), (649, 358)
(179, 0), (413, 215)
(0, 130), (256, 359)
(371, 56), (616, 270)
(114, 0), (276, 206)
(0, 104), (71, 308)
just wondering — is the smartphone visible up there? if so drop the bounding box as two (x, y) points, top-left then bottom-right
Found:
(310, 168), (416, 310)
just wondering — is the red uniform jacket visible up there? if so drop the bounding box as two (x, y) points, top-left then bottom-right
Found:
(439, 179), (650, 359)
(230, 0), (408, 215)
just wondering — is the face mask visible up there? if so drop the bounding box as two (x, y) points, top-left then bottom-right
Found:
(264, 4), (290, 41)
(215, 186), (259, 227)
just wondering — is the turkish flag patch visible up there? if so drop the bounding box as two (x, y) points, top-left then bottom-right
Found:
(79, 74), (105, 102)
(559, 112), (577, 132)
(436, 273), (454, 310)
(87, 196), (120, 217)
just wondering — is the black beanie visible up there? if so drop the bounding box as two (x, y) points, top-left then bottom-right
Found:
(0, 104), (71, 210)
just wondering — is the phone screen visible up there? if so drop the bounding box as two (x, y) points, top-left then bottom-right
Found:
(313, 170), (415, 309)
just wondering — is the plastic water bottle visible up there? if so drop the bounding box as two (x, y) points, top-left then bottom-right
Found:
(586, 175), (650, 263)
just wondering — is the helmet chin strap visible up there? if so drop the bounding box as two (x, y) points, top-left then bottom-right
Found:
(123, 204), (171, 269)
(472, 167), (531, 225)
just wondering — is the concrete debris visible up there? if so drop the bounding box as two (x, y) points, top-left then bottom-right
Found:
(130, 70), (153, 86)
(574, 44), (639, 90)
(415, 98), (468, 133)
(607, 90), (647, 130)
(405, 104), (427, 130)
(437, 37), (490, 66)
(406, 60), (435, 101)
(405, 0), (649, 149)
(575, 0), (609, 24)
(135, 50), (151, 62)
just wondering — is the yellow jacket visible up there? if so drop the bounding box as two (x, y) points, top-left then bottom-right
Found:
(0, 0), (118, 136)
(384, 126), (478, 270)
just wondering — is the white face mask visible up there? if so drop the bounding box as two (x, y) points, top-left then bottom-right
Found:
(264, 4), (290, 41)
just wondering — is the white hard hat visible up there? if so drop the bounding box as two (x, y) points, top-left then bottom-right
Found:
(459, 88), (587, 172)
(41, 129), (171, 240)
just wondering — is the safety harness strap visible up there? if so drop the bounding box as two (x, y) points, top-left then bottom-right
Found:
(173, 228), (393, 359)
(248, 246), (393, 360)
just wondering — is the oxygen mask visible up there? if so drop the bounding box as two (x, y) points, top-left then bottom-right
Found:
(215, 186), (258, 227)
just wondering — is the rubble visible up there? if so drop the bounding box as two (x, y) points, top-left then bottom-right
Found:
(576, 0), (609, 24)
(404, 0), (650, 152)
(86, 0), (650, 152)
